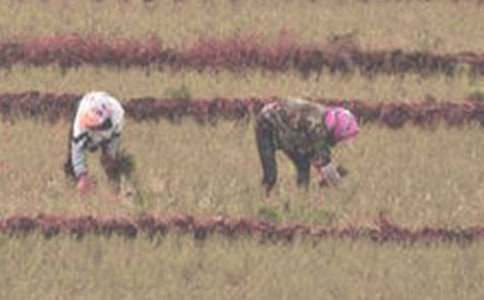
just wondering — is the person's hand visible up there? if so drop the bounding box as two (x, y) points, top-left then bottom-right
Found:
(317, 171), (331, 188)
(317, 163), (343, 188)
(76, 174), (96, 195)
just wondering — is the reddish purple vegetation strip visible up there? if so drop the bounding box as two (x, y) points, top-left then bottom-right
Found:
(1, 214), (483, 244)
(0, 34), (484, 76)
(1, 91), (484, 128)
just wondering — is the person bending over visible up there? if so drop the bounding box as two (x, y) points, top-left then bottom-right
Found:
(255, 97), (359, 196)
(64, 91), (133, 194)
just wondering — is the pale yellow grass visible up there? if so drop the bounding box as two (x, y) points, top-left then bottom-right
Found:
(0, 0), (483, 52)
(0, 66), (480, 101)
(2, 1), (484, 298)
(1, 234), (484, 300)
(1, 119), (484, 228)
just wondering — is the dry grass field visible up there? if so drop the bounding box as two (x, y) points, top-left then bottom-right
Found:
(0, 0), (483, 52)
(1, 0), (484, 299)
(0, 66), (480, 101)
(2, 235), (484, 300)
(2, 119), (484, 228)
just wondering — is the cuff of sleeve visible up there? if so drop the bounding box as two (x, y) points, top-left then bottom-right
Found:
(75, 170), (87, 180)
(322, 163), (341, 183)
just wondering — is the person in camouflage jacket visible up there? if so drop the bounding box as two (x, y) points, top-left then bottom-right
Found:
(255, 97), (359, 196)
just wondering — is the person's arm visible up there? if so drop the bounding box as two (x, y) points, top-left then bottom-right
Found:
(318, 163), (342, 187)
(71, 132), (97, 194)
(100, 123), (125, 182)
(102, 96), (124, 160)
(103, 131), (121, 160)
(311, 144), (342, 187)
(71, 132), (89, 179)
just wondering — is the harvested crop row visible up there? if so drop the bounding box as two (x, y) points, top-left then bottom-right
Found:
(1, 91), (484, 128)
(0, 35), (483, 76)
(2, 214), (483, 244)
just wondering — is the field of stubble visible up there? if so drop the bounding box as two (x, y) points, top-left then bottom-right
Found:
(1, 1), (484, 299)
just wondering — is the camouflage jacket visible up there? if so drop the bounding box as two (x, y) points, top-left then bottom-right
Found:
(258, 98), (333, 165)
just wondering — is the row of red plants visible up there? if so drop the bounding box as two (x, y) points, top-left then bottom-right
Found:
(1, 91), (484, 128)
(1, 213), (482, 244)
(0, 34), (483, 76)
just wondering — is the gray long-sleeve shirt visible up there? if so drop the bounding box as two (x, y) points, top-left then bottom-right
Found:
(70, 91), (125, 178)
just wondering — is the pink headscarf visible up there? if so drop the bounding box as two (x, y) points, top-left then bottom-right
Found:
(324, 107), (359, 143)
